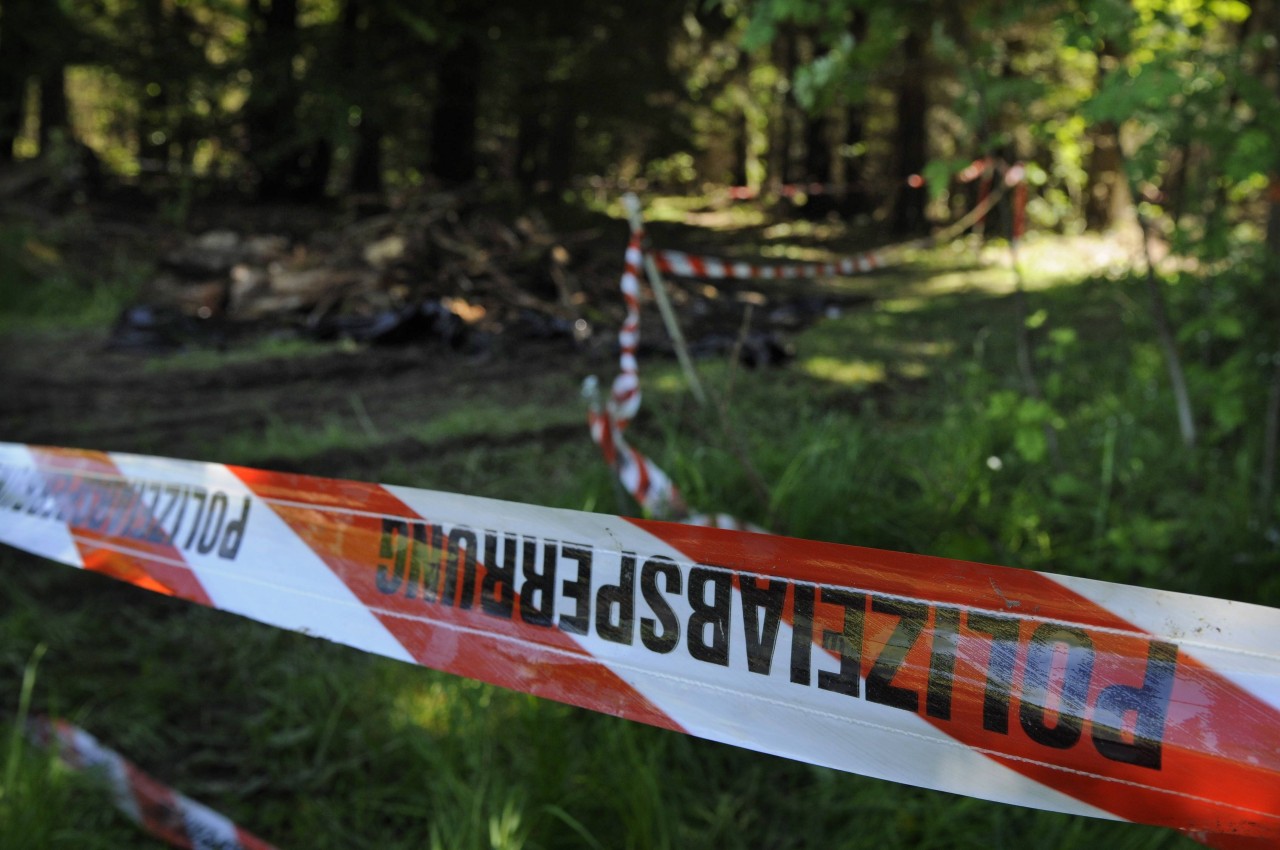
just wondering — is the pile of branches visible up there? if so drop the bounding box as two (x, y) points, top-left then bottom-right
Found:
(133, 191), (619, 348)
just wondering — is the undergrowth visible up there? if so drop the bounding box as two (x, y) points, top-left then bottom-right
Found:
(0, 221), (145, 331)
(4, 233), (1272, 848)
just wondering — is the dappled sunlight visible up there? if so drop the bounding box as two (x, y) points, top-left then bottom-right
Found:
(388, 676), (517, 737)
(760, 219), (856, 244)
(801, 355), (887, 387)
(827, 232), (1153, 305)
(651, 371), (691, 393)
(389, 679), (460, 735)
(990, 232), (1143, 288)
(681, 207), (770, 229)
(759, 242), (849, 262)
(799, 336), (951, 387)
(631, 195), (769, 230)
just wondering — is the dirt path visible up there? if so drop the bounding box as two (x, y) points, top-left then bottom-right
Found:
(0, 328), (593, 473)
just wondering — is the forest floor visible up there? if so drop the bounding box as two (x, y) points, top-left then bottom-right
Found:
(0, 191), (1218, 849)
(0, 190), (1140, 487)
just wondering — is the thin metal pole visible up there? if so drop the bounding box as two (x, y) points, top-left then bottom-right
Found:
(622, 193), (708, 406)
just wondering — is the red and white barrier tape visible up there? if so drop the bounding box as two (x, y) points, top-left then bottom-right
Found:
(585, 220), (763, 531)
(584, 228), (688, 519)
(585, 375), (686, 520)
(726, 157), (999, 201)
(2, 442), (1278, 847)
(650, 159), (1015, 282)
(651, 246), (891, 282)
(27, 716), (277, 850)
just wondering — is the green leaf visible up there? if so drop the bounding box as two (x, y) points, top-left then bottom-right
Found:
(922, 158), (969, 202)
(1014, 425), (1048, 463)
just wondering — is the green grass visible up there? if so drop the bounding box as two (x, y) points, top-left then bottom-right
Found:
(141, 336), (341, 373)
(6, 231), (1272, 848)
(0, 556), (1196, 849)
(0, 222), (145, 331)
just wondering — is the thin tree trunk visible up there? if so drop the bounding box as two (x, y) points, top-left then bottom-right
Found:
(246, 0), (305, 200)
(545, 95), (576, 194)
(138, 0), (170, 170)
(1084, 122), (1131, 229)
(343, 0), (382, 196)
(800, 109), (832, 217)
(803, 114), (831, 184)
(730, 49), (751, 188)
(1261, 178), (1280, 519)
(1137, 212), (1197, 449)
(430, 31), (482, 185)
(838, 11), (870, 217)
(768, 31), (795, 188)
(350, 121), (383, 195)
(1008, 176), (1060, 463)
(0, 3), (30, 162)
(733, 108), (750, 187)
(515, 95), (543, 194)
(1262, 353), (1280, 519)
(892, 30), (928, 235)
(841, 103), (868, 214)
(37, 66), (67, 154)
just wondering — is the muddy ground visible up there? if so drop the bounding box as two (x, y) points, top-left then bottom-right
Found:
(0, 195), (884, 487)
(0, 331), (583, 473)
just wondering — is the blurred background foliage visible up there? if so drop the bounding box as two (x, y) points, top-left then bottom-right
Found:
(0, 0), (1272, 235)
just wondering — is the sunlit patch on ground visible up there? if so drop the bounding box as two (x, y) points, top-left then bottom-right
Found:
(801, 355), (887, 386)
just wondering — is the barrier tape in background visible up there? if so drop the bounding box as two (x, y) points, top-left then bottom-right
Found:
(584, 228), (687, 519)
(651, 245), (893, 281)
(583, 221), (762, 531)
(648, 159), (1009, 283)
(1, 443), (1278, 848)
(594, 167), (1011, 527)
(27, 716), (277, 850)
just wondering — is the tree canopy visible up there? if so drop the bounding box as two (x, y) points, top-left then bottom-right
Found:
(0, 0), (1269, 238)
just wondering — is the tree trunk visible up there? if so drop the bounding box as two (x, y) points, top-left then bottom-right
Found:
(545, 94), (577, 194)
(245, 0), (317, 201)
(1084, 125), (1131, 229)
(799, 112), (834, 218)
(1255, 2), (1280, 520)
(430, 31), (482, 185)
(140, 87), (170, 171)
(892, 30), (928, 236)
(515, 83), (544, 194)
(803, 113), (831, 184)
(768, 31), (796, 188)
(37, 66), (67, 155)
(1262, 352), (1280, 521)
(1137, 213), (1197, 449)
(350, 121), (383, 195)
(0, 3), (32, 162)
(733, 108), (750, 187)
(1260, 177), (1280, 520)
(732, 50), (751, 188)
(343, 0), (382, 196)
(840, 105), (871, 216)
(837, 11), (870, 216)
(1268, 177), (1280, 259)
(137, 0), (170, 171)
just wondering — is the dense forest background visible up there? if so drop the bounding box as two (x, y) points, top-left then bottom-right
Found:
(1, 0), (1275, 240)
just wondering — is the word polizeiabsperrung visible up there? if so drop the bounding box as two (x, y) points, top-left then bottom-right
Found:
(1, 442), (1277, 849)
